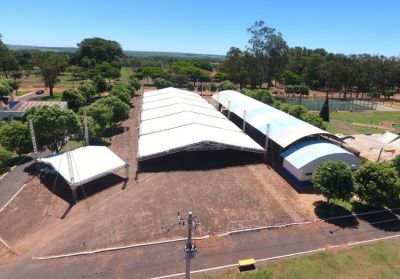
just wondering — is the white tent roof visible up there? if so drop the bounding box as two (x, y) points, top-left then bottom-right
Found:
(212, 90), (337, 148)
(138, 88), (264, 160)
(39, 146), (127, 189)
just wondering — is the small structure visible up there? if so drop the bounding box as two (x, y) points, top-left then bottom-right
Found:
(281, 141), (361, 186)
(0, 100), (68, 120)
(39, 146), (127, 202)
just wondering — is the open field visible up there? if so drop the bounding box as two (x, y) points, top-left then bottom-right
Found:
(197, 237), (400, 279)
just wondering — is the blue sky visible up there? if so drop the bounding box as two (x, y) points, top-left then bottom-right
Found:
(1, 0), (399, 56)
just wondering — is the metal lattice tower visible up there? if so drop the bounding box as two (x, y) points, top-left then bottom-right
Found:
(84, 110), (89, 146)
(28, 120), (38, 155)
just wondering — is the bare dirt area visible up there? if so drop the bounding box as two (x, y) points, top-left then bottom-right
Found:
(0, 94), (318, 267)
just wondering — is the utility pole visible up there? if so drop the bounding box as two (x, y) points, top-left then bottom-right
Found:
(178, 211), (199, 279)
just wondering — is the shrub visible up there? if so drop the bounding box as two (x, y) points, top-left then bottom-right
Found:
(302, 112), (327, 130)
(285, 84), (309, 95)
(218, 80), (237, 91)
(128, 75), (140, 91)
(0, 146), (14, 166)
(186, 83), (195, 91)
(209, 83), (218, 92)
(288, 105), (308, 119)
(154, 78), (172, 89)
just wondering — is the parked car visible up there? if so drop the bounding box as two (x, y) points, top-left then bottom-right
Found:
(35, 89), (45, 95)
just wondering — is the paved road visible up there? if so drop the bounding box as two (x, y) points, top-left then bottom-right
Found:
(1, 210), (399, 278)
(0, 151), (49, 209)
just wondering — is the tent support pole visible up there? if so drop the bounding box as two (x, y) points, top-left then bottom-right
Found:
(227, 100), (231, 119)
(242, 110), (247, 131)
(264, 124), (270, 162)
(72, 188), (77, 204)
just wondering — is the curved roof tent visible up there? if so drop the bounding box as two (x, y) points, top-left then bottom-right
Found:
(39, 146), (127, 190)
(212, 90), (338, 148)
(137, 88), (264, 161)
(281, 141), (362, 182)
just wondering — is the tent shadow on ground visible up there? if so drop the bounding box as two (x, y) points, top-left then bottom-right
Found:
(352, 202), (400, 232)
(314, 201), (359, 229)
(139, 149), (263, 173)
(41, 173), (125, 204)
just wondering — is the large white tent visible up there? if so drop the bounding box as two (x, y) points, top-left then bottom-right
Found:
(39, 146), (127, 190)
(137, 88), (264, 160)
(212, 90), (337, 148)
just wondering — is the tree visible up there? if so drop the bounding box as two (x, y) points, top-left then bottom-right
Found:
(91, 75), (107, 95)
(127, 75), (141, 91)
(32, 52), (67, 96)
(221, 47), (249, 89)
(110, 81), (133, 103)
(0, 121), (32, 157)
(247, 21), (289, 89)
(313, 161), (354, 204)
(85, 103), (112, 134)
(62, 89), (86, 111)
(0, 79), (14, 97)
(355, 162), (400, 206)
(0, 146), (14, 167)
(78, 82), (97, 103)
(24, 106), (81, 153)
(77, 37), (123, 64)
(172, 74), (188, 88)
(98, 96), (130, 124)
(392, 155), (400, 176)
(0, 36), (20, 78)
(94, 62), (120, 82)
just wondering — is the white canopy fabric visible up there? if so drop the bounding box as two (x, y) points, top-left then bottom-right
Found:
(39, 146), (127, 189)
(212, 90), (337, 148)
(138, 87), (264, 160)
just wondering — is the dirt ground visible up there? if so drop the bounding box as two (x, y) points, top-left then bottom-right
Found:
(0, 94), (320, 266)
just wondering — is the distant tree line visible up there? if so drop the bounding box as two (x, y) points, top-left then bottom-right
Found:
(218, 21), (400, 98)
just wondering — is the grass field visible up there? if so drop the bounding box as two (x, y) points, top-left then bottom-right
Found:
(42, 92), (63, 101)
(326, 111), (399, 134)
(198, 238), (400, 279)
(331, 111), (400, 128)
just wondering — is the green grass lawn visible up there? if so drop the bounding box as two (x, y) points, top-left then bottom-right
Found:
(59, 140), (84, 152)
(16, 91), (32, 96)
(42, 92), (63, 101)
(197, 238), (400, 279)
(330, 111), (400, 128)
(17, 73), (85, 89)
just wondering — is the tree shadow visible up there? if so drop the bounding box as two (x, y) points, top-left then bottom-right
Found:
(352, 201), (400, 232)
(314, 201), (359, 229)
(140, 149), (263, 172)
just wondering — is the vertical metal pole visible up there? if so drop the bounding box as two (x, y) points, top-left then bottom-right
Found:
(264, 123), (270, 162)
(377, 147), (383, 162)
(185, 212), (193, 279)
(227, 100), (231, 119)
(242, 110), (246, 131)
